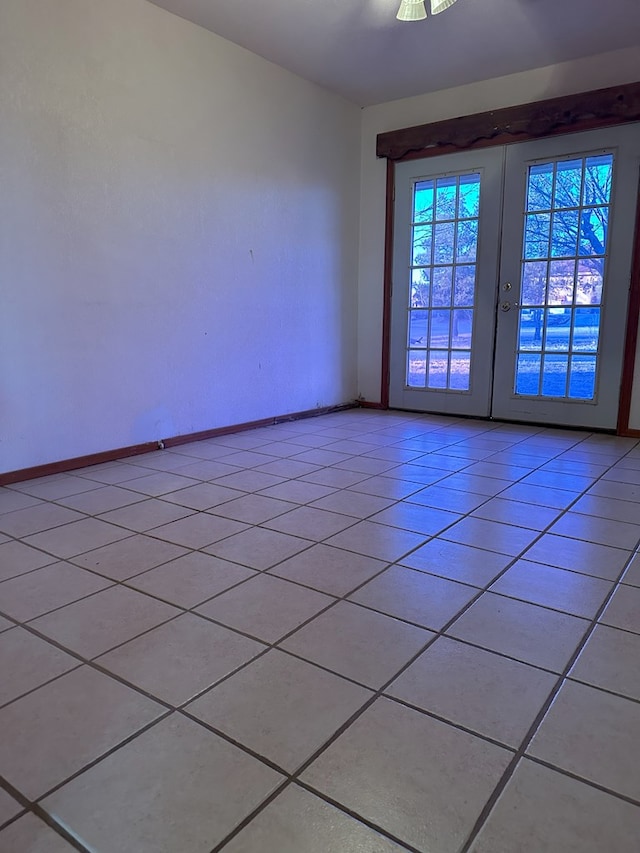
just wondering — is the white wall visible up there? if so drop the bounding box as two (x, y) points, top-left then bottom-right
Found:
(357, 46), (640, 429)
(0, 0), (361, 473)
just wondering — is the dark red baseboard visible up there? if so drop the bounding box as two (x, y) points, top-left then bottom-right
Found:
(358, 400), (387, 410)
(0, 402), (358, 486)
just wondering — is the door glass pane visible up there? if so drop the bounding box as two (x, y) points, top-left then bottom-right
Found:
(407, 351), (427, 387)
(569, 355), (597, 398)
(573, 307), (600, 351)
(542, 354), (569, 396)
(514, 153), (613, 400)
(515, 353), (542, 395)
(428, 351), (448, 388)
(405, 172), (481, 393)
(524, 213), (550, 259)
(450, 351), (471, 390)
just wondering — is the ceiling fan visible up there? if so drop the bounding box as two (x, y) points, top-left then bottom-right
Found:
(397, 0), (457, 21)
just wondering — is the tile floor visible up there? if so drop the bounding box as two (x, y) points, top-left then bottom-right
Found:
(1, 409), (639, 852)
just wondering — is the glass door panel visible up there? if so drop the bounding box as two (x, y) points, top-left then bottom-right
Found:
(390, 148), (504, 415)
(492, 125), (640, 429)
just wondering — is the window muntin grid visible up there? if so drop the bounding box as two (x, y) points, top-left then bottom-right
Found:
(406, 173), (480, 392)
(514, 153), (613, 400)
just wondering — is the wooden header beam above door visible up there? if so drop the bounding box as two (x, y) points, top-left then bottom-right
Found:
(376, 81), (640, 162)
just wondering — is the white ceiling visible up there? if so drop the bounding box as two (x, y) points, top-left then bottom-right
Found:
(148, 0), (640, 106)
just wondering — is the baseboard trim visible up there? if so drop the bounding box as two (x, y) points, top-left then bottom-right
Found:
(358, 401), (387, 410)
(0, 402), (358, 486)
(0, 442), (159, 486)
(618, 427), (640, 438)
(163, 402), (357, 449)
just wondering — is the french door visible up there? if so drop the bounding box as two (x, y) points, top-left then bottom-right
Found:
(389, 124), (640, 429)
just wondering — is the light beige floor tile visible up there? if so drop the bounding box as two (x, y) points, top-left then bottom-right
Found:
(309, 490), (395, 519)
(23, 518), (131, 559)
(348, 475), (423, 499)
(470, 759), (640, 853)
(599, 584), (640, 633)
(369, 502), (461, 536)
(263, 506), (357, 540)
(0, 616), (12, 633)
(490, 561), (612, 619)
(0, 627), (79, 706)
(212, 432), (271, 450)
(470, 497), (561, 531)
(128, 552), (256, 608)
(571, 494), (640, 525)
(113, 471), (198, 497)
(258, 480), (337, 505)
(350, 566), (477, 631)
(196, 574), (332, 643)
(400, 539), (511, 587)
(280, 601), (433, 688)
(387, 637), (555, 747)
(382, 463), (444, 485)
(522, 470), (594, 492)
(73, 462), (149, 484)
(332, 456), (397, 476)
(97, 614), (264, 706)
(30, 586), (180, 658)
(441, 517), (538, 557)
(0, 562), (112, 622)
(261, 441), (317, 458)
(588, 479), (640, 503)
(0, 540), (57, 582)
(166, 441), (237, 461)
(42, 715), (283, 853)
(150, 513), (248, 548)
(172, 459), (243, 480)
(302, 697), (511, 853)
(406, 484), (488, 513)
(622, 552), (640, 587)
(324, 521), (427, 562)
(223, 785), (405, 853)
(0, 489), (42, 514)
(603, 466), (640, 485)
(448, 593), (590, 672)
(464, 461), (533, 481)
(219, 450), (278, 469)
(204, 527), (312, 570)
(0, 504), (84, 538)
(9, 474), (99, 501)
(214, 470), (286, 493)
(522, 533), (630, 581)
(0, 814), (76, 853)
(161, 482), (242, 509)
(569, 624), (640, 700)
(188, 650), (371, 770)
(436, 473), (507, 496)
(528, 680), (640, 799)
(0, 788), (22, 827)
(301, 468), (370, 488)
(55, 485), (146, 515)
(292, 448), (354, 466)
(126, 451), (207, 473)
(208, 494), (297, 524)
(98, 499), (194, 532)
(549, 513), (640, 551)
(269, 544), (387, 596)
(71, 534), (189, 580)
(0, 666), (163, 799)
(499, 482), (579, 509)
